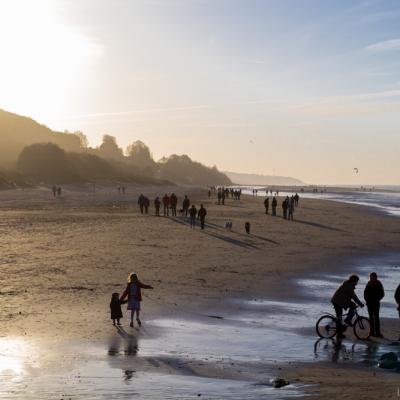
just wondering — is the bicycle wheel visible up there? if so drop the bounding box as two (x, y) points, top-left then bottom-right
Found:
(353, 317), (371, 340)
(316, 315), (338, 338)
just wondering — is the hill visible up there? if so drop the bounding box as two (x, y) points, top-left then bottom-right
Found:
(0, 109), (231, 186)
(224, 171), (304, 186)
(0, 109), (80, 167)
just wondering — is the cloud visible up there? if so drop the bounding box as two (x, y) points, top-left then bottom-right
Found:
(67, 104), (212, 119)
(365, 39), (400, 52)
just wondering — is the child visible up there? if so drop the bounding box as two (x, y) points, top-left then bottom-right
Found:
(120, 272), (153, 327)
(245, 221), (250, 234)
(110, 292), (123, 326)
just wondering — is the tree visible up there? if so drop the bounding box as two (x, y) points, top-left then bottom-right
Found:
(126, 140), (154, 168)
(97, 135), (123, 161)
(17, 143), (77, 182)
(73, 131), (89, 149)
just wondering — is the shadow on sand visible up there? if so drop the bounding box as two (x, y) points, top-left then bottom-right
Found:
(168, 217), (259, 249)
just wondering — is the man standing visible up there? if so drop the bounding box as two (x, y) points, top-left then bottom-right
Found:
(288, 196), (295, 221)
(154, 196), (161, 216)
(189, 205), (197, 228)
(395, 283), (400, 340)
(282, 197), (288, 219)
(198, 204), (207, 230)
(162, 194), (170, 216)
(272, 196), (277, 216)
(264, 197), (269, 214)
(331, 275), (364, 333)
(170, 193), (178, 216)
(364, 272), (385, 337)
(138, 194), (145, 214)
(182, 195), (190, 217)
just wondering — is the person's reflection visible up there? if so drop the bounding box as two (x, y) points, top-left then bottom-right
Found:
(331, 336), (345, 363)
(117, 325), (139, 356)
(363, 342), (379, 365)
(108, 326), (139, 356)
(314, 337), (349, 363)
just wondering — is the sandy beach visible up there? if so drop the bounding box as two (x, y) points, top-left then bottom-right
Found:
(1, 185), (400, 399)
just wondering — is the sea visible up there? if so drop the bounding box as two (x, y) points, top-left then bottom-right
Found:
(237, 186), (400, 217)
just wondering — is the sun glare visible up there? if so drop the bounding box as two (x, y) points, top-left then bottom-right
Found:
(0, 338), (30, 377)
(0, 0), (100, 121)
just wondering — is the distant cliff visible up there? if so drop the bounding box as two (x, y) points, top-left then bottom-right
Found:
(224, 171), (304, 186)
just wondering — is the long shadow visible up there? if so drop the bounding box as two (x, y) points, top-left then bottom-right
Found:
(199, 221), (279, 245)
(201, 230), (259, 249)
(169, 216), (220, 232)
(242, 232), (279, 245)
(295, 219), (347, 233)
(168, 217), (258, 249)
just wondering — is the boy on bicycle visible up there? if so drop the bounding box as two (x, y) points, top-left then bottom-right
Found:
(331, 275), (364, 332)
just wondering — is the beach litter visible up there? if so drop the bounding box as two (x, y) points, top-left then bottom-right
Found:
(378, 352), (400, 370)
(271, 378), (290, 388)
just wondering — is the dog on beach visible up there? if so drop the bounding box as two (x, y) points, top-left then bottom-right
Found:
(224, 221), (233, 231)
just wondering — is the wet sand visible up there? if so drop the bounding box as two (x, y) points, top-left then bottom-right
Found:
(0, 185), (400, 398)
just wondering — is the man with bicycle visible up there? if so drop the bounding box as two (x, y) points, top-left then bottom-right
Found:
(331, 275), (364, 333)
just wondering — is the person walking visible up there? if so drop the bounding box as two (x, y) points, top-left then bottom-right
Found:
(272, 196), (277, 216)
(264, 197), (269, 214)
(395, 284), (400, 340)
(288, 196), (295, 221)
(120, 273), (153, 327)
(282, 197), (288, 219)
(331, 275), (364, 334)
(364, 272), (384, 337)
(217, 190), (222, 205)
(198, 204), (207, 230)
(170, 193), (178, 216)
(162, 194), (170, 216)
(182, 195), (190, 217)
(189, 205), (197, 228)
(138, 194), (145, 214)
(154, 196), (161, 216)
(143, 196), (150, 214)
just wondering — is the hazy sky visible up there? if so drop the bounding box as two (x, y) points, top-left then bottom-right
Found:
(1, 0), (400, 184)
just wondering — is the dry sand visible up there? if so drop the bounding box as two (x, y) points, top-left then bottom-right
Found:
(0, 184), (399, 398)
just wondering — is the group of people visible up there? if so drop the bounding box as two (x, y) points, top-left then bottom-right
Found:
(117, 185), (126, 195)
(51, 186), (62, 197)
(332, 273), (400, 339)
(263, 193), (300, 220)
(216, 187), (242, 204)
(136, 193), (208, 229)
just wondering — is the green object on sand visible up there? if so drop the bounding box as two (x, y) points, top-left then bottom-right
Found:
(271, 378), (290, 388)
(378, 352), (399, 369)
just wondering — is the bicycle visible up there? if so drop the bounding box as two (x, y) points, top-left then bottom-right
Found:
(316, 306), (371, 340)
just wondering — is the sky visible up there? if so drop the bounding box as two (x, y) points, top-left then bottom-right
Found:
(0, 0), (400, 185)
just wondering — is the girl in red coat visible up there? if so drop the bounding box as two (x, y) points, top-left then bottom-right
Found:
(121, 272), (153, 327)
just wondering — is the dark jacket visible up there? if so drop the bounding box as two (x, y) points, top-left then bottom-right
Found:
(331, 280), (363, 309)
(182, 198), (190, 209)
(110, 299), (123, 319)
(198, 207), (207, 219)
(189, 207), (197, 218)
(121, 281), (152, 303)
(395, 284), (400, 305)
(364, 280), (384, 305)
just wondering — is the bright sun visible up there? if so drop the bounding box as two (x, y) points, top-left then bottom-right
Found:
(0, 0), (100, 122)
